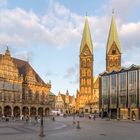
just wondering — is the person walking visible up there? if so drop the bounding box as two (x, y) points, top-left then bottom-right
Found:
(93, 114), (96, 120)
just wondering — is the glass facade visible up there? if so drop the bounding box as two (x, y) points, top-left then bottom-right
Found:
(110, 74), (117, 108)
(102, 76), (108, 109)
(119, 72), (127, 107)
(100, 66), (140, 120)
(128, 71), (137, 108)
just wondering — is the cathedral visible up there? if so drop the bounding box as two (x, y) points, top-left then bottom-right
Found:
(76, 16), (99, 114)
(76, 12), (121, 114)
(106, 13), (121, 72)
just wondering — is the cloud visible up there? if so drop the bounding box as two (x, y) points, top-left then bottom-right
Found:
(102, 0), (140, 19)
(0, 1), (112, 50)
(63, 63), (78, 78)
(0, 2), (81, 48)
(0, 0), (140, 71)
(120, 22), (140, 50)
(13, 50), (32, 61)
(0, 0), (7, 7)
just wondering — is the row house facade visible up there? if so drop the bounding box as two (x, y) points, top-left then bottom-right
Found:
(0, 48), (52, 117)
(55, 90), (75, 114)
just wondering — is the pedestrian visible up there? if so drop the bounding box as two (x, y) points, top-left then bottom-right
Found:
(35, 115), (37, 123)
(89, 114), (91, 119)
(93, 114), (96, 120)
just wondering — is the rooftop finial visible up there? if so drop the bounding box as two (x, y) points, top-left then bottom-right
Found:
(86, 12), (87, 17)
(112, 9), (115, 15)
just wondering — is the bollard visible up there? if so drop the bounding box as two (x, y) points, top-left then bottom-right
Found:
(77, 121), (81, 129)
(52, 117), (55, 121)
(117, 117), (120, 121)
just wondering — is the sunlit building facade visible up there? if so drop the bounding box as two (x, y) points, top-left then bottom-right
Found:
(55, 90), (75, 114)
(76, 16), (99, 114)
(0, 48), (52, 117)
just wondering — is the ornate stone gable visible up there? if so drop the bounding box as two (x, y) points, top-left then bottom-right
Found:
(26, 67), (36, 83)
(106, 41), (121, 72)
(0, 52), (21, 81)
(80, 45), (92, 56)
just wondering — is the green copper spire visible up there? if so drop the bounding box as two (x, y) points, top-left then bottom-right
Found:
(80, 16), (93, 54)
(106, 13), (121, 54)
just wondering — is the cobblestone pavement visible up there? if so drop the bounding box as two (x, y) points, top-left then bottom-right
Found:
(0, 116), (140, 140)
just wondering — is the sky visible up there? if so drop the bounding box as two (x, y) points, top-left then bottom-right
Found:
(0, 0), (140, 95)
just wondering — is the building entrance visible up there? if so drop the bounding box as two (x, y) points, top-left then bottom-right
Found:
(30, 107), (36, 117)
(4, 106), (12, 117)
(111, 109), (117, 119)
(14, 106), (20, 117)
(22, 106), (29, 116)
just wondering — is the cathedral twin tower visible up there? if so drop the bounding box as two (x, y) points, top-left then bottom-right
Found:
(76, 13), (121, 112)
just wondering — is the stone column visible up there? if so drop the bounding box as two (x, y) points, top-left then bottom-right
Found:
(20, 106), (22, 116)
(11, 106), (14, 116)
(28, 106), (31, 116)
(2, 105), (4, 115)
(36, 107), (38, 116)
(2, 91), (4, 102)
(43, 107), (45, 116)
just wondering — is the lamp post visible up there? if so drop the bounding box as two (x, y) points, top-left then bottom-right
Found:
(73, 107), (75, 124)
(39, 103), (45, 137)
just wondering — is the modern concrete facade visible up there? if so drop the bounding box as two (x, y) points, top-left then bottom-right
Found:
(100, 65), (140, 120)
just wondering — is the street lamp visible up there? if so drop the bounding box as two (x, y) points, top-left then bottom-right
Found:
(39, 103), (45, 137)
(73, 107), (75, 124)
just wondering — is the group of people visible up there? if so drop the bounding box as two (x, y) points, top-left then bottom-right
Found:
(0, 114), (42, 123)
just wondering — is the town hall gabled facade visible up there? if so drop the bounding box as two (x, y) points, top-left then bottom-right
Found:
(0, 48), (52, 117)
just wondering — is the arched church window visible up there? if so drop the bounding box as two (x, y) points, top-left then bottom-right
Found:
(87, 59), (91, 67)
(82, 60), (86, 67)
(81, 87), (84, 93)
(85, 87), (87, 93)
(88, 87), (91, 93)
(87, 69), (91, 76)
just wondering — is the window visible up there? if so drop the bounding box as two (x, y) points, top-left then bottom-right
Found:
(85, 109), (88, 113)
(110, 74), (117, 108)
(128, 71), (137, 107)
(102, 76), (108, 108)
(119, 73), (127, 107)
(14, 92), (20, 101)
(112, 49), (116, 55)
(0, 92), (2, 101)
(0, 81), (3, 90)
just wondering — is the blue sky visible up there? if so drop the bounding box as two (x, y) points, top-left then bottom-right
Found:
(0, 0), (140, 95)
